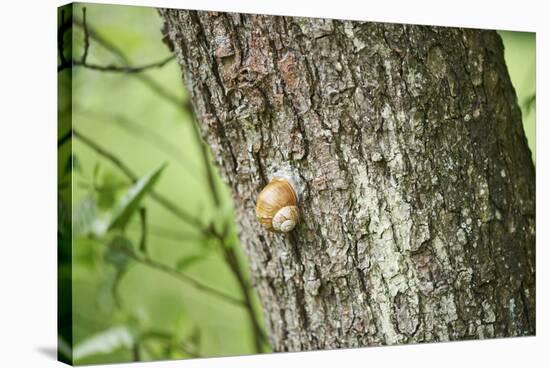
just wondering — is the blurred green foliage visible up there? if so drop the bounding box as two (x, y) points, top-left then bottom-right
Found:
(499, 30), (536, 162)
(58, 3), (536, 364)
(58, 3), (268, 364)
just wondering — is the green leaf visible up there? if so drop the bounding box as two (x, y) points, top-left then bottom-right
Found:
(175, 254), (204, 271)
(73, 326), (135, 361)
(108, 163), (167, 231)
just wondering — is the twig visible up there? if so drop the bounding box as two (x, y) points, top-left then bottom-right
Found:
(74, 18), (125, 61)
(57, 9), (72, 72)
(73, 129), (135, 179)
(190, 117), (220, 207)
(73, 55), (175, 74)
(209, 226), (268, 352)
(227, 247), (267, 351)
(139, 207), (147, 254)
(58, 130), (72, 148)
(72, 18), (182, 108)
(127, 249), (244, 307)
(105, 236), (243, 306)
(80, 7), (90, 64)
(59, 14), (176, 77)
(58, 10), (67, 66)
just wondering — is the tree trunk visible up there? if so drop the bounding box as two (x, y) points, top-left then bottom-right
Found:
(160, 9), (535, 351)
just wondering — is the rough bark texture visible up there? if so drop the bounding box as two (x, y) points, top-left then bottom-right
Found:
(160, 9), (536, 351)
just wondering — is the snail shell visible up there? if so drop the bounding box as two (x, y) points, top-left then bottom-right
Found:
(255, 177), (300, 233)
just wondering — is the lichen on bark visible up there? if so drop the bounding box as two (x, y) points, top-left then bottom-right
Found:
(160, 9), (535, 351)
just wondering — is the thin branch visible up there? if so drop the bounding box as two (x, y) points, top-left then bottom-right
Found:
(105, 237), (243, 306)
(73, 55), (176, 74)
(57, 9), (72, 72)
(190, 116), (221, 207)
(210, 227), (269, 352)
(73, 18), (182, 108)
(127, 250), (244, 307)
(73, 129), (135, 179)
(58, 63), (71, 73)
(80, 7), (90, 64)
(227, 249), (266, 352)
(73, 18), (127, 62)
(58, 130), (72, 148)
(139, 207), (147, 254)
(59, 14), (176, 78)
(57, 10), (67, 66)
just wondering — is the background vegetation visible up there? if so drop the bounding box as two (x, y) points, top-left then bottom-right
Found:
(57, 3), (535, 364)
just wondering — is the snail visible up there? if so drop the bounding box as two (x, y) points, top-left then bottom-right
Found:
(255, 172), (301, 233)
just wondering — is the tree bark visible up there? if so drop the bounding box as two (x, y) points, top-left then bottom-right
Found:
(160, 9), (535, 351)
